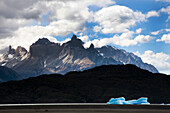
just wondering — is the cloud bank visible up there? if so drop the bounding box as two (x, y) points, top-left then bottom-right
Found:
(94, 5), (146, 34)
(135, 50), (170, 74)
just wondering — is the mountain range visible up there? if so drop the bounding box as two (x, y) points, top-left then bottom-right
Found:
(0, 64), (168, 104)
(0, 66), (21, 83)
(0, 35), (158, 78)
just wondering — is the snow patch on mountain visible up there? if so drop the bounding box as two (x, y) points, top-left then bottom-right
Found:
(8, 54), (14, 59)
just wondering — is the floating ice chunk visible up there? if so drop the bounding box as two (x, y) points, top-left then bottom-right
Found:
(124, 98), (150, 105)
(107, 97), (150, 105)
(107, 97), (125, 104)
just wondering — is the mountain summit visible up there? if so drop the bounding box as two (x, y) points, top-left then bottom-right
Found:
(0, 35), (158, 78)
(32, 38), (53, 45)
(63, 34), (84, 48)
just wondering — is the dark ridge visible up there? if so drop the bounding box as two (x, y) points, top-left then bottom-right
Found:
(29, 38), (61, 58)
(32, 38), (54, 45)
(0, 66), (22, 83)
(71, 34), (78, 41)
(62, 35), (84, 48)
(0, 64), (169, 104)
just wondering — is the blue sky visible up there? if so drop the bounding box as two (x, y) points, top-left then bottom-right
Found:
(0, 0), (169, 74)
(48, 0), (169, 53)
(113, 0), (169, 52)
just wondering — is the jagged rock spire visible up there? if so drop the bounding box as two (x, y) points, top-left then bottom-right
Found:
(15, 46), (27, 57)
(87, 43), (97, 53)
(71, 34), (78, 41)
(8, 45), (15, 54)
(63, 35), (84, 48)
(89, 43), (94, 49)
(9, 45), (12, 51)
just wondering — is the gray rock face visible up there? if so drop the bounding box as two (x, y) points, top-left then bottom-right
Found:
(0, 35), (158, 78)
(0, 45), (28, 68)
(96, 46), (158, 73)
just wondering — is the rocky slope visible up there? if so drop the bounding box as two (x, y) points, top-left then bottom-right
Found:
(0, 65), (168, 104)
(96, 46), (158, 73)
(0, 66), (21, 83)
(0, 35), (158, 78)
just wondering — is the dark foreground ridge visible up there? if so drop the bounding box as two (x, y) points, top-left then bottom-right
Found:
(0, 64), (169, 104)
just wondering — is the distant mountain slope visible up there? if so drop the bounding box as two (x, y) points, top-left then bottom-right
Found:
(0, 35), (158, 78)
(96, 46), (158, 73)
(0, 64), (168, 104)
(0, 66), (21, 83)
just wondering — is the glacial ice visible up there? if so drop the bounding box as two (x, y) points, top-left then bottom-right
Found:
(107, 97), (150, 105)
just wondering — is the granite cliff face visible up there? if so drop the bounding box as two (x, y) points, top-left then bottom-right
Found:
(96, 46), (158, 73)
(0, 35), (158, 78)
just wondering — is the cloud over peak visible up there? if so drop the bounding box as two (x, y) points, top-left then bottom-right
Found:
(135, 50), (170, 74)
(94, 5), (146, 34)
(82, 31), (154, 48)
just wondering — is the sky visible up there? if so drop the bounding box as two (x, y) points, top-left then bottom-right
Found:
(0, 0), (169, 74)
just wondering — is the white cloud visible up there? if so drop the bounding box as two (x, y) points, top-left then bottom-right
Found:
(160, 6), (170, 22)
(135, 50), (170, 74)
(60, 38), (71, 45)
(83, 31), (135, 48)
(82, 31), (154, 48)
(39, 0), (115, 23)
(0, 29), (57, 51)
(136, 28), (142, 34)
(151, 29), (170, 35)
(0, 16), (34, 38)
(78, 35), (89, 43)
(49, 20), (86, 36)
(94, 5), (146, 34)
(146, 10), (160, 18)
(0, 0), (46, 38)
(157, 33), (170, 43)
(155, 0), (170, 3)
(165, 29), (170, 32)
(0, 17), (88, 50)
(0, 0), (115, 54)
(134, 35), (155, 43)
(167, 16), (170, 22)
(0, 0), (115, 39)
(160, 6), (170, 14)
(93, 26), (102, 32)
(151, 30), (161, 35)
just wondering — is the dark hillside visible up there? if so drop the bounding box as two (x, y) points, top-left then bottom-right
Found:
(0, 64), (169, 104)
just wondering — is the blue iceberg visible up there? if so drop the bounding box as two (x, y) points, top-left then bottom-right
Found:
(107, 97), (125, 104)
(107, 97), (150, 105)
